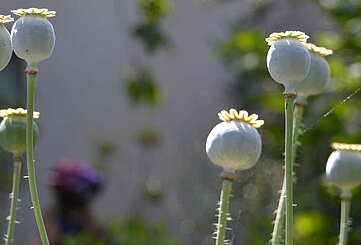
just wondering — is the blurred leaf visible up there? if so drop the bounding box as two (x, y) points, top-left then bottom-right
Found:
(124, 67), (163, 108)
(137, 127), (162, 148)
(294, 212), (333, 245)
(144, 178), (164, 202)
(108, 219), (178, 245)
(139, 0), (172, 22)
(132, 22), (169, 53)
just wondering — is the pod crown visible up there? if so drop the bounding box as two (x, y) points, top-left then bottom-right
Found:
(0, 108), (40, 119)
(11, 8), (56, 18)
(218, 109), (264, 128)
(0, 15), (14, 24)
(305, 43), (333, 56)
(331, 142), (361, 152)
(266, 31), (309, 46)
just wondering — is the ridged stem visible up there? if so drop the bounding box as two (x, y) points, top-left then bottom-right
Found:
(292, 105), (304, 163)
(26, 72), (50, 245)
(215, 179), (233, 245)
(5, 155), (23, 245)
(284, 95), (295, 245)
(271, 104), (304, 245)
(271, 179), (285, 245)
(339, 190), (351, 245)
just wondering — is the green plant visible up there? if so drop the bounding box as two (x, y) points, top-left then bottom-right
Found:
(271, 43), (333, 245)
(266, 31), (312, 245)
(326, 143), (361, 245)
(10, 8), (56, 245)
(0, 108), (40, 245)
(0, 15), (13, 71)
(108, 218), (178, 245)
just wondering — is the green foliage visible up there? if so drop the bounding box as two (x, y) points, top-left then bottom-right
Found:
(63, 233), (106, 245)
(294, 212), (334, 245)
(133, 22), (169, 53)
(62, 219), (178, 245)
(133, 0), (172, 54)
(137, 127), (162, 148)
(124, 67), (163, 108)
(108, 219), (178, 245)
(139, 0), (172, 23)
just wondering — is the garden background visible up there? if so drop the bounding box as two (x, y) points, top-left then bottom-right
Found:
(1, 0), (361, 244)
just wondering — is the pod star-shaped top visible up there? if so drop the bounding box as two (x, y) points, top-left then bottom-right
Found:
(218, 109), (264, 128)
(11, 8), (56, 18)
(0, 15), (14, 24)
(305, 43), (333, 56)
(0, 108), (40, 119)
(266, 31), (309, 46)
(331, 142), (361, 152)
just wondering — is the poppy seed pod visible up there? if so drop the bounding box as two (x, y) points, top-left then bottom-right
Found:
(0, 108), (40, 155)
(266, 31), (311, 94)
(326, 143), (361, 191)
(0, 15), (14, 71)
(206, 109), (264, 172)
(296, 43), (332, 98)
(10, 8), (56, 71)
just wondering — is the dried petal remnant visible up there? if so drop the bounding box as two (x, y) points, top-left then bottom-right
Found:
(305, 43), (333, 56)
(0, 15), (14, 24)
(331, 142), (361, 152)
(11, 8), (56, 18)
(0, 108), (40, 119)
(266, 31), (309, 46)
(218, 109), (264, 128)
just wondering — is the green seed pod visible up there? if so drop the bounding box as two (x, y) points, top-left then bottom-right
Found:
(206, 109), (263, 172)
(326, 143), (361, 191)
(0, 108), (40, 155)
(296, 44), (332, 98)
(0, 15), (14, 71)
(266, 31), (311, 94)
(10, 8), (56, 71)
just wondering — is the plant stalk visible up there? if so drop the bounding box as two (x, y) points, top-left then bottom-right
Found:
(5, 155), (23, 245)
(271, 178), (285, 245)
(339, 190), (351, 245)
(26, 72), (50, 245)
(215, 178), (233, 245)
(271, 104), (304, 245)
(284, 95), (295, 245)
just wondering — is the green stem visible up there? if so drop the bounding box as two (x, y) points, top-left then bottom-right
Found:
(5, 155), (23, 245)
(271, 179), (286, 245)
(285, 95), (295, 245)
(292, 105), (304, 164)
(271, 104), (304, 245)
(339, 190), (351, 245)
(215, 179), (233, 245)
(26, 72), (50, 245)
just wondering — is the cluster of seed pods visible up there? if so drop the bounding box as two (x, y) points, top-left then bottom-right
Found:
(265, 31), (361, 245)
(205, 30), (361, 245)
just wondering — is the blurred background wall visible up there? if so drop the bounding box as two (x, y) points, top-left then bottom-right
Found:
(0, 0), (360, 244)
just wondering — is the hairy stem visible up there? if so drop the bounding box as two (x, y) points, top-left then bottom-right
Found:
(215, 179), (233, 245)
(292, 105), (304, 163)
(26, 72), (50, 245)
(5, 155), (23, 245)
(271, 104), (304, 245)
(271, 179), (285, 245)
(285, 95), (295, 245)
(339, 190), (351, 245)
